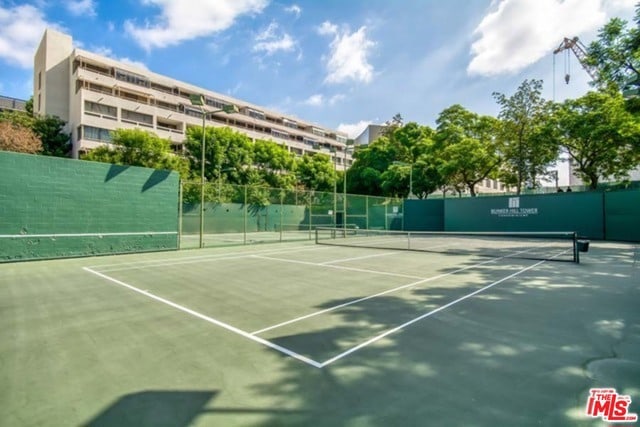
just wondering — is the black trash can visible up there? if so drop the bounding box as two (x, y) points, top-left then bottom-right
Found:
(577, 240), (590, 253)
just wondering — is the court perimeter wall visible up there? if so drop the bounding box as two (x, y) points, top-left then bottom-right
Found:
(0, 151), (179, 261)
(404, 190), (640, 242)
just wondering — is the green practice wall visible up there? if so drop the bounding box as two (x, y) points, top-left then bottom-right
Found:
(404, 199), (444, 231)
(444, 192), (604, 239)
(0, 151), (179, 261)
(604, 190), (640, 242)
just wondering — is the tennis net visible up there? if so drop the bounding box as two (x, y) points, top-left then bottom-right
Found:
(315, 227), (579, 263)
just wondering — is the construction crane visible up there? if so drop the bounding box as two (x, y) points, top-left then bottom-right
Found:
(553, 37), (598, 84)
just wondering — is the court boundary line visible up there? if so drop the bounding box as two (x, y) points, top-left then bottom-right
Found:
(252, 255), (426, 280)
(82, 267), (323, 369)
(319, 252), (399, 265)
(319, 251), (569, 367)
(251, 256), (508, 335)
(90, 243), (325, 269)
(318, 259), (547, 366)
(251, 244), (561, 335)
(93, 245), (331, 272)
(0, 231), (177, 238)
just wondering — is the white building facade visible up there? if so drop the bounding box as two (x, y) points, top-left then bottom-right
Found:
(34, 29), (352, 168)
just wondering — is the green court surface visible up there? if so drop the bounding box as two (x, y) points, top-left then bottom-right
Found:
(1, 240), (639, 426)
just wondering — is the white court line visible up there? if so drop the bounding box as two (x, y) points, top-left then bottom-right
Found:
(320, 252), (399, 265)
(252, 255), (426, 280)
(90, 243), (324, 269)
(250, 244), (560, 335)
(250, 256), (504, 335)
(95, 245), (331, 273)
(82, 267), (323, 369)
(319, 260), (547, 367)
(319, 249), (571, 367)
(0, 231), (177, 238)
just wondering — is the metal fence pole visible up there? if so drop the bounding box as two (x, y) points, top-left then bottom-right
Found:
(243, 185), (247, 245)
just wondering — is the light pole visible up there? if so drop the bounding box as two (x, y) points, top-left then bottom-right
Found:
(329, 147), (337, 226)
(189, 94), (238, 248)
(393, 160), (414, 199)
(342, 140), (354, 228)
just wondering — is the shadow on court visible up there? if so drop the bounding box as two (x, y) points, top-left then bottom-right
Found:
(252, 243), (640, 426)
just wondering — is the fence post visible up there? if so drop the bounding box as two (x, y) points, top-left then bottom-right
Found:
(243, 185), (247, 245)
(178, 180), (183, 250)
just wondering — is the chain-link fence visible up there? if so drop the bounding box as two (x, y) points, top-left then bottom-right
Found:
(180, 181), (404, 248)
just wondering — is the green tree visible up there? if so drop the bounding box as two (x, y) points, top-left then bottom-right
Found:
(435, 105), (501, 196)
(1, 98), (70, 157)
(32, 115), (70, 157)
(493, 79), (559, 194)
(585, 7), (640, 91)
(348, 122), (443, 197)
(252, 139), (297, 189)
(185, 126), (253, 185)
(554, 90), (640, 189)
(84, 128), (188, 176)
(297, 153), (336, 192)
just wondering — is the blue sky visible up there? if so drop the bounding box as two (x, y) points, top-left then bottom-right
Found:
(0, 0), (636, 140)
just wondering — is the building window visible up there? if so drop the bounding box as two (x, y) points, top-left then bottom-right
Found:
(38, 72), (41, 90)
(271, 129), (290, 140)
(336, 135), (347, 143)
(115, 69), (150, 88)
(248, 109), (266, 120)
(83, 126), (112, 142)
(205, 97), (227, 109)
(84, 101), (117, 119)
(37, 94), (41, 112)
(311, 127), (325, 137)
(184, 107), (203, 119)
(283, 118), (298, 129)
(303, 137), (317, 147)
(121, 109), (153, 126)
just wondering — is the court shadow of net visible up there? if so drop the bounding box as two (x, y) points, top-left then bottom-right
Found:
(83, 390), (217, 427)
(249, 250), (640, 426)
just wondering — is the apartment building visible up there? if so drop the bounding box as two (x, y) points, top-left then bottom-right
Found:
(33, 29), (351, 168)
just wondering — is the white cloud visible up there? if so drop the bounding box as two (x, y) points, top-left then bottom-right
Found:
(65, 0), (96, 17)
(93, 46), (149, 71)
(302, 93), (345, 107)
(337, 120), (372, 139)
(125, 0), (269, 50)
(468, 0), (635, 76)
(284, 4), (301, 18)
(318, 21), (375, 84)
(304, 94), (324, 106)
(253, 22), (296, 55)
(0, 4), (58, 68)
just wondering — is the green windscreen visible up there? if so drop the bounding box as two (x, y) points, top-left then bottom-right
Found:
(604, 189), (640, 242)
(0, 151), (179, 261)
(444, 192), (604, 239)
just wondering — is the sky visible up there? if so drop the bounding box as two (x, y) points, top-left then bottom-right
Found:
(0, 0), (636, 142)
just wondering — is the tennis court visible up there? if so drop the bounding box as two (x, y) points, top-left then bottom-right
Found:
(1, 233), (639, 426)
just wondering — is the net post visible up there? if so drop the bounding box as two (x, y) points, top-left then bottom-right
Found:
(408, 231), (411, 250)
(573, 232), (579, 264)
(315, 227), (319, 244)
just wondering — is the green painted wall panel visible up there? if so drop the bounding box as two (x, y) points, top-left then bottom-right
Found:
(404, 199), (444, 231)
(444, 192), (604, 239)
(0, 151), (179, 261)
(604, 190), (640, 242)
